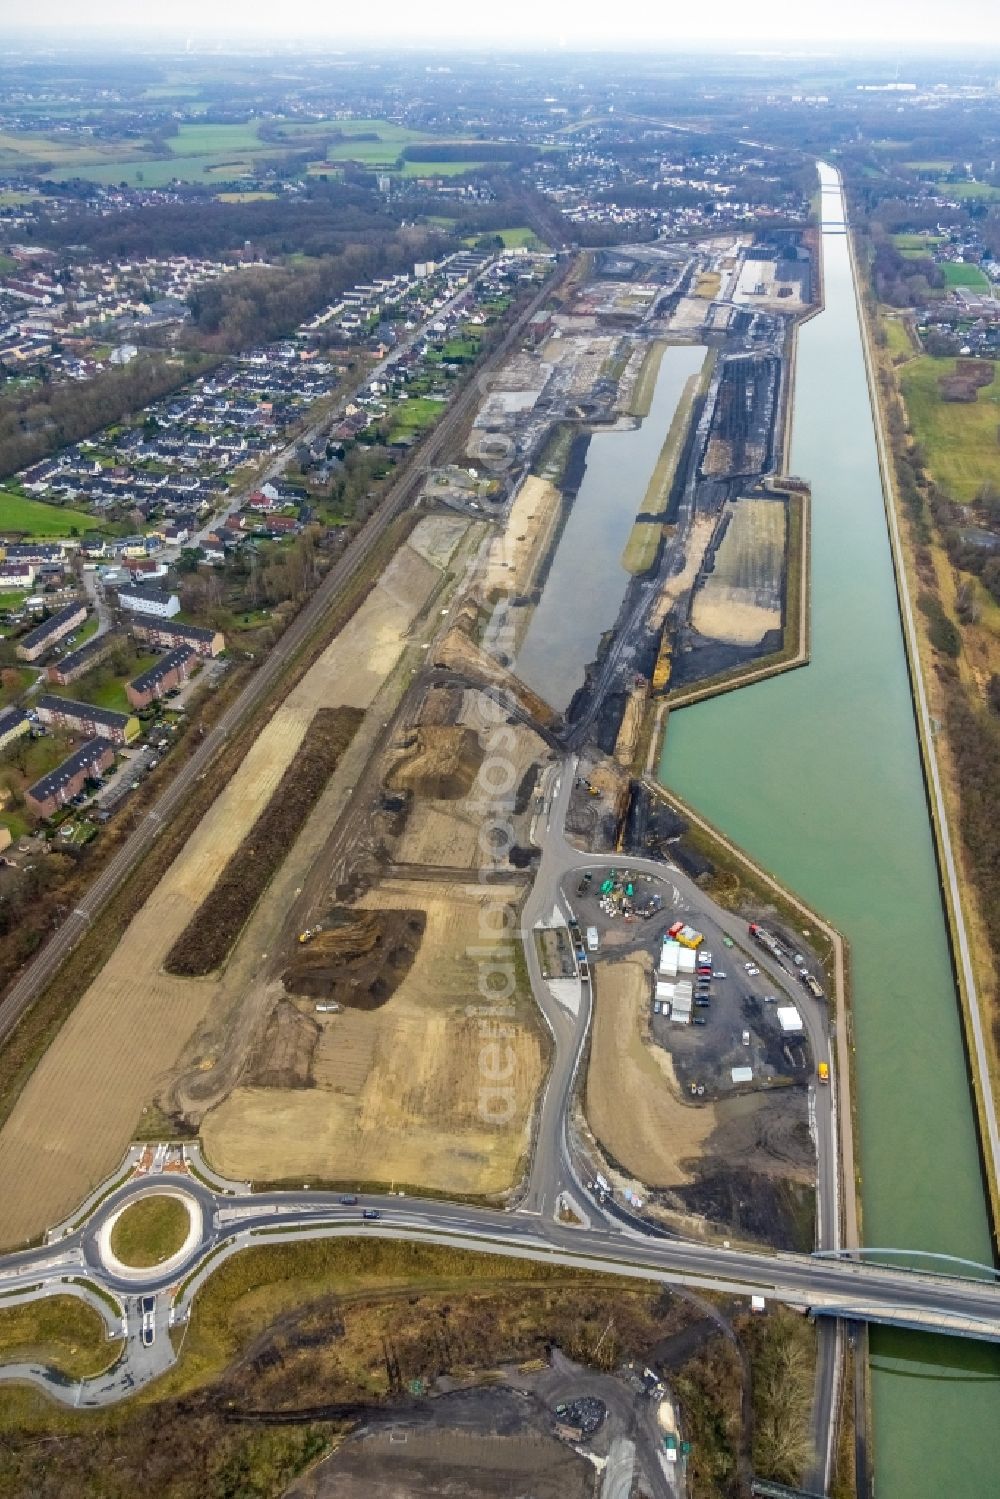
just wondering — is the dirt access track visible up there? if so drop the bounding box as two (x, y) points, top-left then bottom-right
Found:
(0, 530), (456, 1248)
(201, 878), (547, 1196)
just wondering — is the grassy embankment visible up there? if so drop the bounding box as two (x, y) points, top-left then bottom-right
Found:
(0, 1295), (120, 1379)
(621, 347), (712, 576)
(108, 1195), (191, 1269)
(871, 316), (1000, 1187)
(0, 489), (98, 535)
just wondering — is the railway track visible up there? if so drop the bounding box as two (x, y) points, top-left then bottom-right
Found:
(0, 260), (570, 1052)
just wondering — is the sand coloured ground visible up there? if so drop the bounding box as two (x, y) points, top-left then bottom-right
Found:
(585, 956), (715, 1187)
(0, 542), (446, 1246)
(691, 498), (785, 646)
(201, 880), (545, 1195)
(483, 475), (560, 595)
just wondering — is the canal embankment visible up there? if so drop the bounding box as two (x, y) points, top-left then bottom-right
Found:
(641, 774), (858, 1256)
(662, 162), (1000, 1499)
(848, 216), (1000, 1243)
(515, 342), (706, 712)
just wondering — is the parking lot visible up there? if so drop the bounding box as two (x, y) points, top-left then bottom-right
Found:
(566, 866), (823, 1101)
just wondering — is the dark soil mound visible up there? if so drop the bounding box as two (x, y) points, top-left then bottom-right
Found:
(282, 906), (426, 1008)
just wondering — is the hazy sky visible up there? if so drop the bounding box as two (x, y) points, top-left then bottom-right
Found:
(6, 0), (1000, 49)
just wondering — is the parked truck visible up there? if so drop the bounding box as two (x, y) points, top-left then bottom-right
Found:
(586, 925), (599, 952)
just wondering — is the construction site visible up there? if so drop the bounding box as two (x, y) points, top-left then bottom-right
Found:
(0, 228), (820, 1248)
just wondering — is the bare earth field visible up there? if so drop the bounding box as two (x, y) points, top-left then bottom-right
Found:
(585, 957), (814, 1244)
(649, 514), (715, 630)
(585, 956), (715, 1187)
(483, 474), (561, 595)
(0, 536), (451, 1246)
(291, 1420), (593, 1499)
(394, 702), (546, 871)
(201, 879), (546, 1195)
(691, 497), (785, 645)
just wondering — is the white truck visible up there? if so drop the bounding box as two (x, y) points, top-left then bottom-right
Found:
(586, 925), (599, 952)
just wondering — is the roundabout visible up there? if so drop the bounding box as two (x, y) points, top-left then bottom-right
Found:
(97, 1186), (204, 1283)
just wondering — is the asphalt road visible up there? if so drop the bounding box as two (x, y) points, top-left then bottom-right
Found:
(1, 1163), (998, 1411)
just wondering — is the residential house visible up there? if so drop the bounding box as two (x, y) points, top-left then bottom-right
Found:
(15, 601), (87, 662)
(25, 738), (116, 818)
(47, 632), (122, 686)
(130, 618), (225, 658)
(125, 646), (196, 709)
(117, 585), (181, 620)
(0, 561), (35, 590)
(0, 706), (30, 753)
(35, 694), (139, 745)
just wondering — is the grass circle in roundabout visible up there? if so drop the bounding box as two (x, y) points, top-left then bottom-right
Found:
(107, 1192), (192, 1269)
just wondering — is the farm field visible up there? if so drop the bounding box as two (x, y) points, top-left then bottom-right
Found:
(585, 956), (714, 1186)
(49, 153), (268, 187)
(0, 489), (99, 536)
(691, 496), (785, 645)
(398, 160), (490, 178)
(201, 877), (546, 1195)
(891, 234), (945, 252)
(0, 531), (454, 1246)
(899, 355), (1000, 502)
